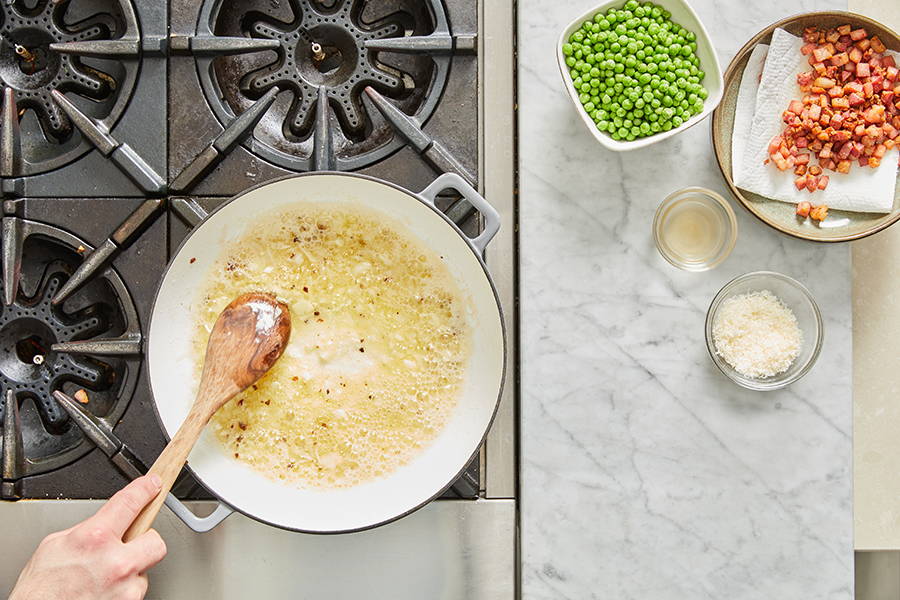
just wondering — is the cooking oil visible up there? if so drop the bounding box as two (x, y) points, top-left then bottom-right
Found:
(653, 188), (737, 271)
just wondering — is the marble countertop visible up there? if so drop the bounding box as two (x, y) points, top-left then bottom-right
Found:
(519, 0), (853, 598)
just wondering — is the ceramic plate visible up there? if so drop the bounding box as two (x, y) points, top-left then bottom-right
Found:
(712, 11), (900, 242)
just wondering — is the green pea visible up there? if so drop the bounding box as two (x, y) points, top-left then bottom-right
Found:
(566, 56), (576, 67)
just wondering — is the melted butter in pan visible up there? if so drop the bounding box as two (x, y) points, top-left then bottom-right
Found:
(193, 205), (471, 489)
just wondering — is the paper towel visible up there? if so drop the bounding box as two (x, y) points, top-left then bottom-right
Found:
(732, 27), (899, 214)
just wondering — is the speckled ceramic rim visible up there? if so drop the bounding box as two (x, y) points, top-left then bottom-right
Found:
(704, 271), (824, 391)
(652, 186), (738, 271)
(711, 11), (900, 243)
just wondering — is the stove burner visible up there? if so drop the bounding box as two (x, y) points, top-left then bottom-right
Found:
(0, 0), (141, 175)
(0, 221), (139, 479)
(0, 263), (111, 432)
(243, 5), (404, 137)
(196, 0), (451, 171)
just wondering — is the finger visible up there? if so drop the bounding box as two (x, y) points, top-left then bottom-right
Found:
(90, 474), (162, 538)
(124, 529), (168, 573)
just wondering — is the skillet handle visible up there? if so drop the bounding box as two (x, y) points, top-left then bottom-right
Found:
(418, 173), (501, 254)
(166, 499), (234, 533)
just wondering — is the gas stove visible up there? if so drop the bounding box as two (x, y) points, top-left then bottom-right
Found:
(0, 0), (516, 598)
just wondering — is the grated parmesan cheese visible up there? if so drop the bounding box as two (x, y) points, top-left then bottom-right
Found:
(712, 290), (802, 379)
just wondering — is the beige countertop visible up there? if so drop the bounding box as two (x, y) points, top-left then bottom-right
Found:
(852, 0), (900, 551)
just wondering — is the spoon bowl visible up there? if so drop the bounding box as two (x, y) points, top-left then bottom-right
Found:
(123, 292), (290, 541)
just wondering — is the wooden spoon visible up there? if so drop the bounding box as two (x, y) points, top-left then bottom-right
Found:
(123, 292), (291, 542)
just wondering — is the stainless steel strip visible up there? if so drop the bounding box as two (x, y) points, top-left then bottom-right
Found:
(0, 499), (516, 600)
(482, 0), (517, 500)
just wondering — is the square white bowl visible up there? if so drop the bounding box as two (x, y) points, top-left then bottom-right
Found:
(557, 0), (724, 151)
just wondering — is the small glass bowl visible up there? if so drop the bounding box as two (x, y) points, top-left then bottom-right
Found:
(705, 271), (823, 391)
(653, 187), (737, 272)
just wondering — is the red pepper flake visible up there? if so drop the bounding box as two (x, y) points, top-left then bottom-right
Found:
(189, 257), (196, 264)
(291, 376), (299, 381)
(359, 347), (365, 352)
(238, 422), (247, 431)
(303, 286), (309, 293)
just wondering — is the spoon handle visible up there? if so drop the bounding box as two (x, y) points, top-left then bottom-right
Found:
(122, 403), (213, 542)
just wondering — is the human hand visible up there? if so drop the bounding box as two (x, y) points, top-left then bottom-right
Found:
(9, 474), (168, 600)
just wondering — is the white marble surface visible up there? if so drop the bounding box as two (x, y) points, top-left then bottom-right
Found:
(519, 1), (852, 598)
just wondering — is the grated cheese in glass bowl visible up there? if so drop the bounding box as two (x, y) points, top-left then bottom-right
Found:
(705, 271), (823, 391)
